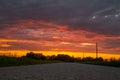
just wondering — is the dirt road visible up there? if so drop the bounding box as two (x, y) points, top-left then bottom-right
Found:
(0, 63), (120, 80)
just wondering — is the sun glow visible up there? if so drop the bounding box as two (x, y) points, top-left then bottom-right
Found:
(0, 50), (120, 59)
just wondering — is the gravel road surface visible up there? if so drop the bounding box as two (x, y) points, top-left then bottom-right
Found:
(0, 63), (120, 80)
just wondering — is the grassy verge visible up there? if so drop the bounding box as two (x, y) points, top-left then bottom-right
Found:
(0, 56), (59, 67)
(80, 58), (120, 67)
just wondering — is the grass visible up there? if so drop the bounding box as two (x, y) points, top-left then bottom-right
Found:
(0, 56), (59, 67)
(80, 58), (120, 67)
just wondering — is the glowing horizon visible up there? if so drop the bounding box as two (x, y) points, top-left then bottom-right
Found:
(0, 50), (120, 60)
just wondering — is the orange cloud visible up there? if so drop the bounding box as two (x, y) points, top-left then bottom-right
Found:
(0, 20), (120, 54)
(0, 44), (11, 47)
(0, 38), (46, 44)
(80, 43), (95, 46)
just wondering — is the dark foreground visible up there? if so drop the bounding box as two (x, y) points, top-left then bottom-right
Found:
(0, 63), (120, 80)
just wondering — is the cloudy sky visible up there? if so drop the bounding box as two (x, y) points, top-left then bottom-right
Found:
(0, 0), (120, 54)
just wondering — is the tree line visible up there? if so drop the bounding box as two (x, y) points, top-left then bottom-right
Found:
(0, 52), (120, 67)
(24, 52), (120, 67)
(25, 52), (104, 62)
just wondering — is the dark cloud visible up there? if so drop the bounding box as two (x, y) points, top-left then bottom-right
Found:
(103, 38), (120, 49)
(0, 0), (120, 36)
(99, 38), (120, 53)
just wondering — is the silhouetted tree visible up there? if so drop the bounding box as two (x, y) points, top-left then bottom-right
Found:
(55, 54), (75, 62)
(95, 57), (104, 61)
(26, 52), (46, 60)
(26, 52), (35, 58)
(48, 55), (56, 61)
(82, 57), (94, 62)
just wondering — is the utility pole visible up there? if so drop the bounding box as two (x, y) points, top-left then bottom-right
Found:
(96, 42), (98, 58)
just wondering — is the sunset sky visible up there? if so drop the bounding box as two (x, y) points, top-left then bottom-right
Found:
(0, 0), (120, 58)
